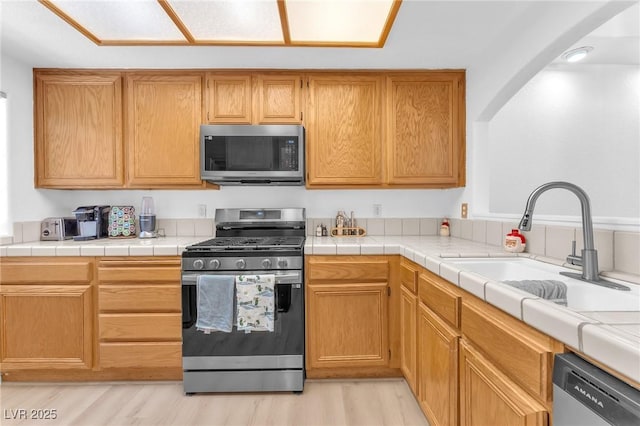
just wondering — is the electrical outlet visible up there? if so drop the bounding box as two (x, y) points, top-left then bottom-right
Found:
(461, 203), (468, 219)
(373, 204), (382, 217)
(198, 204), (207, 218)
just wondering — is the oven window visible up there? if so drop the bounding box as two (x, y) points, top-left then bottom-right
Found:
(203, 136), (299, 172)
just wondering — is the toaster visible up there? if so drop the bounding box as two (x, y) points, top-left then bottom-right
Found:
(40, 217), (79, 241)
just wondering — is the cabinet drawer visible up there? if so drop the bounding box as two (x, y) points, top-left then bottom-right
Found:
(100, 342), (182, 368)
(98, 258), (181, 283)
(418, 273), (461, 329)
(99, 313), (181, 341)
(307, 257), (388, 281)
(99, 285), (180, 312)
(0, 258), (92, 284)
(400, 260), (418, 293)
(461, 300), (555, 403)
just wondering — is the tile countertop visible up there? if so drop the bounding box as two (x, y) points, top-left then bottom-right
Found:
(2, 235), (638, 384)
(305, 235), (640, 385)
(0, 236), (205, 257)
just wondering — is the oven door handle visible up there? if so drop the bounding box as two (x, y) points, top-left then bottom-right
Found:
(181, 273), (301, 286)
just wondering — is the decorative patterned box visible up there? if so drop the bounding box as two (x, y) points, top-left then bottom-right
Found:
(108, 206), (136, 238)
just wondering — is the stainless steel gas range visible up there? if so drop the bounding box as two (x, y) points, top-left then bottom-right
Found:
(181, 208), (305, 394)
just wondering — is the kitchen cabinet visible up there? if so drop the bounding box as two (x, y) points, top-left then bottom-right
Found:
(305, 255), (398, 377)
(416, 269), (462, 426)
(34, 70), (210, 189)
(408, 265), (561, 425)
(418, 302), (460, 426)
(305, 73), (384, 186)
(125, 73), (204, 188)
(205, 73), (252, 123)
(34, 71), (124, 188)
(97, 257), (182, 374)
(0, 257), (94, 372)
(459, 340), (547, 426)
(205, 72), (302, 124)
(461, 296), (562, 407)
(399, 260), (419, 393)
(386, 72), (465, 187)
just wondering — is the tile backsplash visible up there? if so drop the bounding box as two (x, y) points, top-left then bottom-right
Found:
(5, 216), (639, 278)
(308, 217), (640, 278)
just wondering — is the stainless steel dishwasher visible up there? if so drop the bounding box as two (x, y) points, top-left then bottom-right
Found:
(553, 353), (640, 426)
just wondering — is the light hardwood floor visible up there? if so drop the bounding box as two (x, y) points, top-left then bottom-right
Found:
(0, 379), (429, 426)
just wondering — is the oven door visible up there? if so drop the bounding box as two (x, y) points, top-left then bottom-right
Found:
(181, 270), (304, 370)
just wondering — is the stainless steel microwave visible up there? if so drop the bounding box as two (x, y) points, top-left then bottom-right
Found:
(200, 124), (305, 185)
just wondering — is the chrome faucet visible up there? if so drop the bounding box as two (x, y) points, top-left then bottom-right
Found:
(518, 181), (629, 291)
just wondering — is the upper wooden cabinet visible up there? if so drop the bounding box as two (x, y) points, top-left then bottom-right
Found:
(306, 73), (384, 186)
(386, 72), (465, 187)
(205, 73), (252, 123)
(254, 73), (303, 123)
(35, 72), (124, 188)
(205, 72), (302, 124)
(34, 69), (464, 189)
(125, 73), (204, 188)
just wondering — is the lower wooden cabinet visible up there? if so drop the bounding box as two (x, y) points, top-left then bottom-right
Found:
(418, 302), (460, 426)
(0, 284), (93, 370)
(97, 258), (182, 373)
(399, 285), (417, 392)
(305, 255), (397, 377)
(306, 282), (389, 369)
(459, 340), (548, 426)
(0, 258), (94, 372)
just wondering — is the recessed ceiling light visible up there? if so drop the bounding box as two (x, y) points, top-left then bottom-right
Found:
(561, 46), (594, 63)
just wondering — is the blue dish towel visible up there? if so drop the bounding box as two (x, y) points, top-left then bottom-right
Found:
(196, 275), (235, 333)
(502, 279), (568, 306)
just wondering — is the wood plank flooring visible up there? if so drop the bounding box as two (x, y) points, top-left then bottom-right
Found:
(0, 379), (429, 426)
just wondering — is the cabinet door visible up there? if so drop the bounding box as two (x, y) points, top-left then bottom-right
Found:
(35, 72), (123, 188)
(400, 285), (417, 394)
(418, 303), (460, 426)
(306, 74), (383, 186)
(254, 73), (302, 124)
(0, 285), (93, 370)
(206, 73), (252, 123)
(459, 341), (548, 426)
(306, 282), (389, 369)
(125, 73), (203, 187)
(386, 72), (465, 187)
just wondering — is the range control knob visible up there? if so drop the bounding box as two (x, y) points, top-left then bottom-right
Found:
(262, 259), (272, 268)
(236, 259), (246, 269)
(208, 259), (221, 270)
(277, 259), (288, 268)
(193, 259), (204, 270)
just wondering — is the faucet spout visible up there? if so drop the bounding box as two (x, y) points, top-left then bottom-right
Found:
(518, 181), (598, 281)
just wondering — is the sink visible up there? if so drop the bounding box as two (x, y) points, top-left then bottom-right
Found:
(443, 257), (640, 312)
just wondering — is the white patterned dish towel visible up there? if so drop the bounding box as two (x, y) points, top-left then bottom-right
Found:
(236, 274), (275, 332)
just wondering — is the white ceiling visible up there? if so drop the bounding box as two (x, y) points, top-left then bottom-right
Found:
(551, 1), (639, 65)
